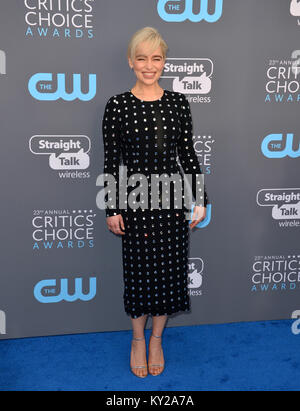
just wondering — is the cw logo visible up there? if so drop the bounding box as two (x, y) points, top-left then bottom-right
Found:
(0, 50), (6, 75)
(0, 310), (6, 335)
(261, 133), (300, 158)
(157, 0), (223, 22)
(34, 277), (97, 303)
(28, 73), (97, 101)
(189, 203), (211, 227)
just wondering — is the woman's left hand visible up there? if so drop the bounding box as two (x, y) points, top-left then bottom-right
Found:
(189, 205), (206, 229)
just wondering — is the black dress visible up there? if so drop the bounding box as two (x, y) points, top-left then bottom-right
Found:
(102, 89), (208, 319)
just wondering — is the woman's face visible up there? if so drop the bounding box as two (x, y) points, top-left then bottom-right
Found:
(129, 41), (165, 86)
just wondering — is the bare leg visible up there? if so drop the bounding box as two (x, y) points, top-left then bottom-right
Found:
(148, 315), (167, 375)
(152, 314), (168, 336)
(130, 314), (148, 377)
(131, 314), (148, 338)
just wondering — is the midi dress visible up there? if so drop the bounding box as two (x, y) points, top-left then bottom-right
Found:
(102, 89), (208, 319)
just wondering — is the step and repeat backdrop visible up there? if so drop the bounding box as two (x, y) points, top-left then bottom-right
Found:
(0, 0), (299, 339)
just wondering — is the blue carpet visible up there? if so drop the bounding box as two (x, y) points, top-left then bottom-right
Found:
(0, 320), (299, 391)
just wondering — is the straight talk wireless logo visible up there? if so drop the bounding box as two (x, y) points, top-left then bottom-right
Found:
(256, 189), (300, 228)
(161, 58), (213, 104)
(29, 135), (91, 179)
(188, 258), (204, 296)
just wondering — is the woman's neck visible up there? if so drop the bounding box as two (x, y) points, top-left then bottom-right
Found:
(131, 82), (163, 99)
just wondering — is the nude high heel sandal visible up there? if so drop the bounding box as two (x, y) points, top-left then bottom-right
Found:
(148, 334), (165, 376)
(130, 336), (148, 378)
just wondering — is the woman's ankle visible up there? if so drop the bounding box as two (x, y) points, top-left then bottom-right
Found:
(151, 332), (163, 339)
(132, 334), (145, 340)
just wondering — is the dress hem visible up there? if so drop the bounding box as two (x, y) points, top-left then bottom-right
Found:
(125, 304), (191, 319)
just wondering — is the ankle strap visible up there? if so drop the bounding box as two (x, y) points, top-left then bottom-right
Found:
(132, 336), (145, 341)
(151, 334), (162, 338)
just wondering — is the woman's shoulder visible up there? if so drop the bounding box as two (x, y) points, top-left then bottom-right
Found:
(105, 91), (131, 104)
(165, 89), (187, 103)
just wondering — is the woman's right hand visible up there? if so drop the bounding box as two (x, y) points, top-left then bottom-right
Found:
(106, 214), (125, 235)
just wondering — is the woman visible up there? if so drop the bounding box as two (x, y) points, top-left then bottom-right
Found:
(102, 27), (208, 378)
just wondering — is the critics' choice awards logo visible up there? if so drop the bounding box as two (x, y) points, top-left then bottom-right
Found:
(251, 255), (300, 293)
(188, 133), (214, 227)
(34, 277), (97, 303)
(161, 58), (213, 103)
(32, 209), (96, 250)
(28, 73), (97, 101)
(265, 53), (300, 104)
(0, 50), (6, 75)
(261, 133), (300, 159)
(188, 257), (204, 296)
(157, 0), (223, 22)
(193, 134), (215, 174)
(256, 189), (300, 228)
(29, 135), (91, 179)
(24, 0), (95, 39)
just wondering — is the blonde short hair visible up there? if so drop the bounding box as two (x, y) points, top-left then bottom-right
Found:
(127, 27), (168, 62)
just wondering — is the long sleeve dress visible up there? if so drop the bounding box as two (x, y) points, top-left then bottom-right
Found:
(102, 89), (208, 319)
